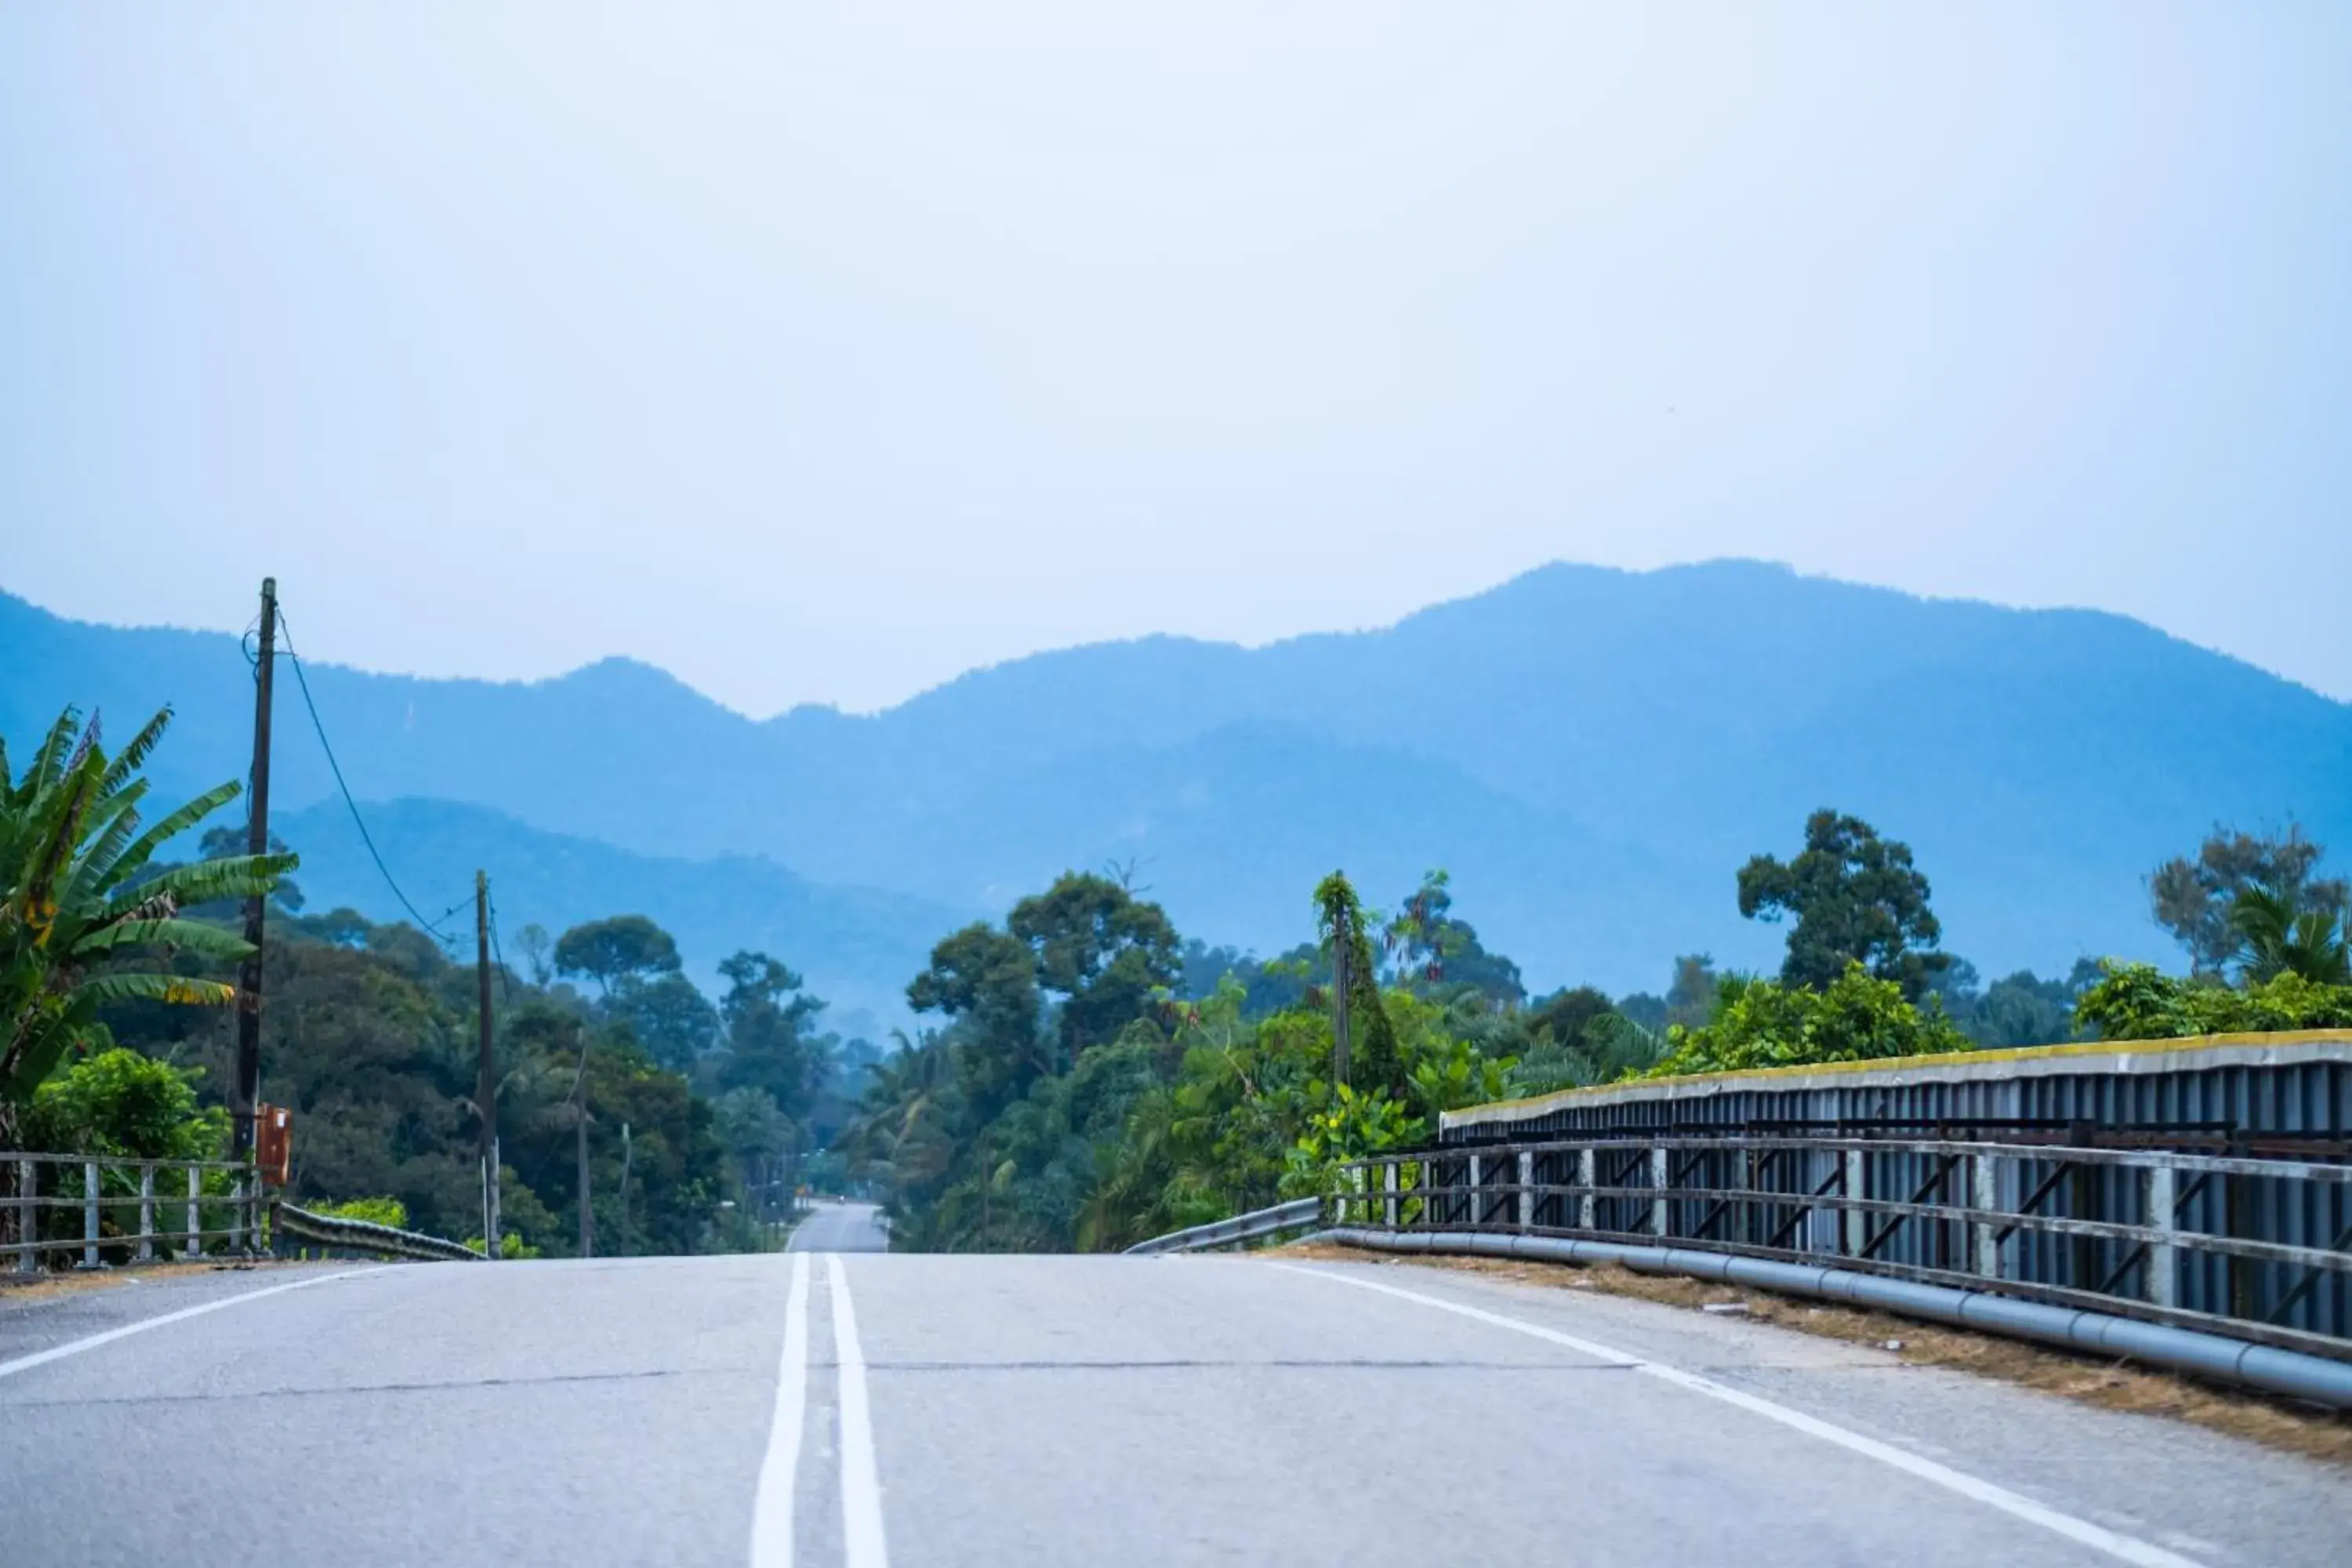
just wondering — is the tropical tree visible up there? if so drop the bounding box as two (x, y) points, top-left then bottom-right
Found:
(2150, 824), (2347, 976)
(1737, 809), (1951, 1000)
(553, 915), (682, 996)
(2227, 882), (2352, 987)
(2, 706), (295, 1145)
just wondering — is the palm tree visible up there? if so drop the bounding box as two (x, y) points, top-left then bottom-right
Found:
(2, 706), (296, 1145)
(2229, 881), (2352, 988)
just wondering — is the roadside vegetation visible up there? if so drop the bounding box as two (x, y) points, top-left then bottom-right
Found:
(7, 700), (2347, 1261)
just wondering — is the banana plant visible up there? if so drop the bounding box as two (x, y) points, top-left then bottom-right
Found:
(2, 706), (296, 1144)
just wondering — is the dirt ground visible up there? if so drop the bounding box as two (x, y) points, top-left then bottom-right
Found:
(1273, 1240), (2352, 1468)
(0, 1258), (286, 1308)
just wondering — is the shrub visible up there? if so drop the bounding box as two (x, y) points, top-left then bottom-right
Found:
(2073, 962), (2352, 1042)
(24, 1047), (225, 1160)
(1647, 963), (1971, 1077)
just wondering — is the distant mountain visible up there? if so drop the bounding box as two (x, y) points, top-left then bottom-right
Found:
(8, 562), (2347, 994)
(269, 798), (966, 1036)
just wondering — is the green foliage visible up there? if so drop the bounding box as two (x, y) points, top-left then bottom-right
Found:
(1648, 963), (1971, 1076)
(2226, 883), (2351, 987)
(2072, 961), (2352, 1042)
(2149, 823), (2346, 976)
(466, 1231), (543, 1260)
(553, 915), (681, 995)
(25, 1047), (225, 1159)
(1385, 870), (1526, 1006)
(1314, 870), (1400, 1094)
(1737, 809), (1951, 1000)
(309, 1196), (409, 1229)
(2, 705), (294, 1140)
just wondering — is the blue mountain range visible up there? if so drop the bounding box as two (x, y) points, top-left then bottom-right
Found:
(7, 561), (2346, 1025)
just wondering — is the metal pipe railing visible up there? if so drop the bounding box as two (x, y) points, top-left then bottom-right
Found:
(3, 1152), (264, 1273)
(1335, 1133), (2352, 1356)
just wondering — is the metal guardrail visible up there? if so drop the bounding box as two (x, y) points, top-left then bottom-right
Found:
(1336, 1133), (2352, 1358)
(3, 1151), (265, 1273)
(1125, 1197), (1324, 1255)
(274, 1203), (481, 1263)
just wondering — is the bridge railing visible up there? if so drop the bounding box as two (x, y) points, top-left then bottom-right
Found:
(1124, 1197), (1324, 1255)
(1336, 1133), (2352, 1357)
(3, 1151), (265, 1273)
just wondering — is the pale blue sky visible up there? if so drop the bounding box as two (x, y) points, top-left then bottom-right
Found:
(4, 4), (2347, 714)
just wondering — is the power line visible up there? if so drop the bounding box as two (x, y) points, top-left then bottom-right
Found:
(275, 608), (459, 944)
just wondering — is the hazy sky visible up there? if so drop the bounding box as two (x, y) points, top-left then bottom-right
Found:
(4, 4), (2347, 715)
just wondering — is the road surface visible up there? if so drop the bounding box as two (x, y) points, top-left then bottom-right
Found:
(786, 1200), (890, 1253)
(2, 1248), (2344, 1567)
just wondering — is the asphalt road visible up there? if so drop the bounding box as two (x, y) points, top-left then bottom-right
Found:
(2, 1247), (2345, 1568)
(786, 1201), (891, 1253)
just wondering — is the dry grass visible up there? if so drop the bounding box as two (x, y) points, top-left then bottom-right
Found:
(0, 1258), (285, 1308)
(1273, 1241), (2352, 1468)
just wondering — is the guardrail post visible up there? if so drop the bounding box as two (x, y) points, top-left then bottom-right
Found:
(1971, 1152), (2000, 1279)
(186, 1166), (201, 1258)
(1649, 1145), (1669, 1238)
(1577, 1148), (1595, 1232)
(1384, 1162), (1399, 1229)
(82, 1160), (100, 1269)
(2145, 1162), (2178, 1309)
(229, 1173), (245, 1254)
(1516, 1150), (1534, 1232)
(138, 1163), (155, 1262)
(15, 1158), (35, 1276)
(1842, 1149), (1865, 1258)
(1467, 1153), (1483, 1228)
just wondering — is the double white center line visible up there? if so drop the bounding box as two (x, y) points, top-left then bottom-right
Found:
(750, 1253), (887, 1568)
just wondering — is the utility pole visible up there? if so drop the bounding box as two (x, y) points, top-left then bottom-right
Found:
(576, 1093), (594, 1259)
(1330, 916), (1353, 1090)
(475, 870), (500, 1258)
(232, 578), (278, 1160)
(617, 1123), (632, 1258)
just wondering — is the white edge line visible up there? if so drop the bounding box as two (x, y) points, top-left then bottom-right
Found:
(827, 1253), (890, 1568)
(0, 1267), (375, 1383)
(749, 1252), (811, 1568)
(1272, 1261), (2208, 1568)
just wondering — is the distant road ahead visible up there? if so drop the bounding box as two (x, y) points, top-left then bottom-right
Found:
(2, 1250), (2344, 1566)
(786, 1200), (888, 1252)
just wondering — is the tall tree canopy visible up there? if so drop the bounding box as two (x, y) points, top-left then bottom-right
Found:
(711, 950), (832, 1122)
(2149, 824), (2347, 977)
(1007, 872), (1181, 1064)
(553, 915), (681, 996)
(1737, 809), (1949, 1000)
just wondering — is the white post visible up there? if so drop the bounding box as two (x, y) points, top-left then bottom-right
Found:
(229, 1174), (245, 1254)
(1384, 1161), (1399, 1229)
(1972, 1153), (2000, 1278)
(82, 1161), (100, 1269)
(1650, 1145), (1670, 1238)
(186, 1167), (201, 1258)
(138, 1164), (155, 1263)
(1842, 1149), (1867, 1257)
(1577, 1148), (1596, 1232)
(1516, 1150), (1534, 1231)
(2145, 1162), (2178, 1308)
(1467, 1154), (1483, 1228)
(15, 1158), (35, 1276)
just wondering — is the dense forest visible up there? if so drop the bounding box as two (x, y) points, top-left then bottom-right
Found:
(840, 812), (2352, 1252)
(6, 704), (2349, 1261)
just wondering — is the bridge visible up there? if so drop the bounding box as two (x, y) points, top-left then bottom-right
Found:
(2, 1200), (2345, 1566)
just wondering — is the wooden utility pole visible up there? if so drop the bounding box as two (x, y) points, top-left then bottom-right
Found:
(617, 1123), (632, 1258)
(232, 578), (278, 1160)
(1330, 915), (1353, 1090)
(575, 1094), (594, 1259)
(475, 870), (500, 1258)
